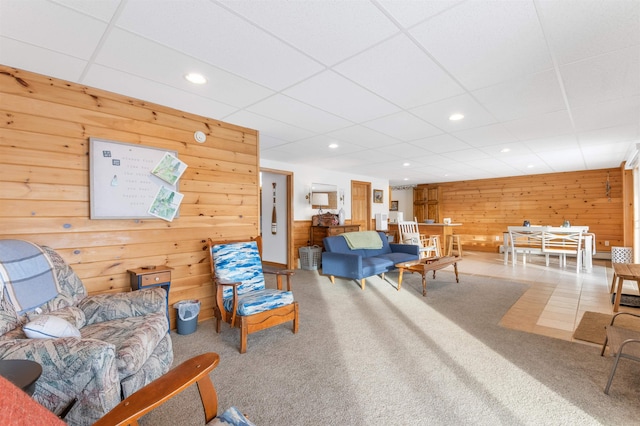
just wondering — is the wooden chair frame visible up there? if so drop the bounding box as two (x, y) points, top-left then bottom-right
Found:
(207, 237), (299, 353)
(397, 221), (438, 258)
(94, 353), (219, 426)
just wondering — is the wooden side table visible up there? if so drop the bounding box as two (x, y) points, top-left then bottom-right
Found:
(128, 266), (172, 331)
(610, 263), (640, 312)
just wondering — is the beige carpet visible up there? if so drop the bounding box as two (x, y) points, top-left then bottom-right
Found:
(574, 311), (640, 345)
(140, 271), (640, 425)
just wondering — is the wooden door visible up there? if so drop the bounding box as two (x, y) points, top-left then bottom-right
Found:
(351, 180), (371, 230)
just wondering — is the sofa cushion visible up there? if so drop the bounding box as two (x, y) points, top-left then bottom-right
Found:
(223, 289), (294, 316)
(361, 257), (394, 277)
(80, 312), (168, 378)
(375, 251), (420, 266)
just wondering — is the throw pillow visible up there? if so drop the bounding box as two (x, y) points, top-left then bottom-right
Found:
(23, 315), (81, 339)
(403, 232), (421, 246)
(209, 406), (256, 426)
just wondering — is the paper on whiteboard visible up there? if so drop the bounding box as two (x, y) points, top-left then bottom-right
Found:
(148, 186), (184, 222)
(151, 152), (188, 185)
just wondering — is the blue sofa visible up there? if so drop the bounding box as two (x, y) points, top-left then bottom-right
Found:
(321, 231), (419, 289)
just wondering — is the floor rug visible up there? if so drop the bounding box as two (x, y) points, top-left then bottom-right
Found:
(573, 311), (640, 345)
(611, 292), (640, 307)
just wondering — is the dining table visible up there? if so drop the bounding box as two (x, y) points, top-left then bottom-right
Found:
(502, 225), (594, 272)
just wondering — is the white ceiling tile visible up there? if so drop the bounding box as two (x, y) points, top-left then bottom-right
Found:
(95, 29), (275, 108)
(363, 112), (442, 141)
(373, 142), (431, 159)
(504, 154), (554, 174)
(535, 149), (587, 172)
(52, 0), (121, 21)
(223, 110), (315, 142)
(410, 0), (552, 90)
(411, 93), (497, 132)
(247, 94), (351, 134)
(410, 153), (460, 167)
(480, 141), (533, 157)
(376, 0), (465, 28)
(472, 70), (566, 121)
(577, 123), (640, 147)
(326, 125), (401, 149)
(502, 110), (574, 141)
(84, 65), (239, 119)
(334, 34), (465, 108)
(258, 134), (290, 150)
(452, 123), (519, 148)
(116, 0), (323, 90)
(409, 134), (471, 153)
(283, 70), (400, 122)
(298, 136), (366, 156)
(582, 141), (633, 169)
(0, 37), (87, 82)
(522, 135), (580, 153)
(441, 148), (491, 162)
(572, 96), (640, 133)
(260, 145), (315, 163)
(0, 0), (108, 59)
(561, 46), (640, 108)
(219, 0), (399, 65)
(536, 0), (640, 65)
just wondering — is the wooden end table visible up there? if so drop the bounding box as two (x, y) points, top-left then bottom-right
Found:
(610, 263), (640, 312)
(396, 256), (461, 296)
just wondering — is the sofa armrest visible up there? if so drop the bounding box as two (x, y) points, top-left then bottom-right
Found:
(78, 287), (166, 325)
(390, 243), (420, 256)
(0, 337), (121, 424)
(321, 252), (363, 279)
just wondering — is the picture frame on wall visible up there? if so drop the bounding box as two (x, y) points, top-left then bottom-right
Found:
(373, 189), (383, 204)
(390, 200), (398, 211)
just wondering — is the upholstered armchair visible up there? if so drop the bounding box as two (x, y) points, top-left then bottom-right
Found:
(0, 240), (173, 425)
(207, 237), (298, 353)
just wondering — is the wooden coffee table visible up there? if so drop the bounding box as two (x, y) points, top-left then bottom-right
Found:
(395, 256), (461, 296)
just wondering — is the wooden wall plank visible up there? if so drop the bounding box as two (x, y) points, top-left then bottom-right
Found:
(0, 65), (260, 329)
(412, 168), (623, 253)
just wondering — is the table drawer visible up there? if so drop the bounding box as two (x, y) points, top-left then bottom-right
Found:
(141, 271), (171, 285)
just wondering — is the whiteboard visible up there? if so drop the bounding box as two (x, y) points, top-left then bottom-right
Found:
(90, 138), (180, 219)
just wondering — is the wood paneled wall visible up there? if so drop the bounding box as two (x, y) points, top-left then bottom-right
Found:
(0, 66), (259, 328)
(413, 168), (623, 253)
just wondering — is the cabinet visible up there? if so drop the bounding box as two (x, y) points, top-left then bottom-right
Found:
(127, 266), (172, 332)
(310, 225), (360, 249)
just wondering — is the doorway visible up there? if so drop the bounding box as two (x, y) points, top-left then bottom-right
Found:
(260, 169), (294, 268)
(351, 180), (371, 230)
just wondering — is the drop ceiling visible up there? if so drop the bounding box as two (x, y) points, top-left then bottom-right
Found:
(1, 0), (638, 185)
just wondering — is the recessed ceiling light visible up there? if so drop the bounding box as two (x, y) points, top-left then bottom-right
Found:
(449, 113), (464, 121)
(402, 162), (410, 167)
(403, 178), (409, 181)
(328, 143), (339, 149)
(527, 164), (535, 168)
(500, 148), (511, 153)
(185, 73), (207, 84)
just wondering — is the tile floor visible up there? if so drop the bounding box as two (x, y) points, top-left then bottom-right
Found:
(460, 251), (639, 345)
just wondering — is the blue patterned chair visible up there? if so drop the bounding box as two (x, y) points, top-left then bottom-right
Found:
(207, 237), (298, 353)
(0, 240), (173, 425)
